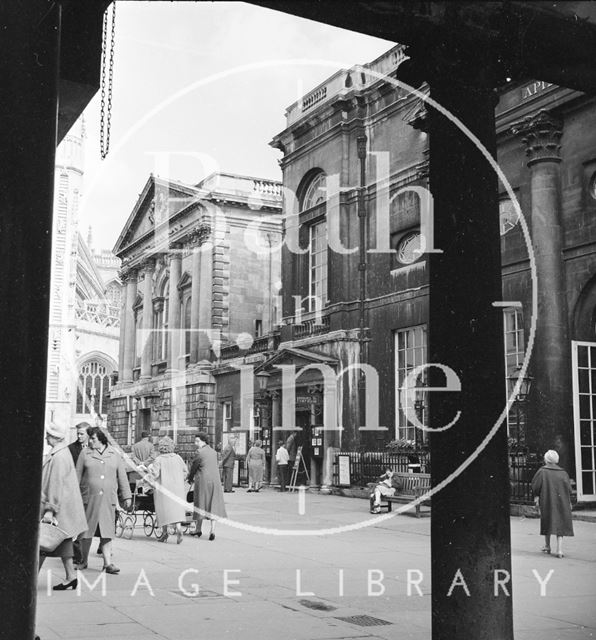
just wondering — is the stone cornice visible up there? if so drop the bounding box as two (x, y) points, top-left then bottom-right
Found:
(511, 109), (563, 165)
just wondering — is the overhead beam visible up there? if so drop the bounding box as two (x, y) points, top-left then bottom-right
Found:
(251, 1), (596, 94)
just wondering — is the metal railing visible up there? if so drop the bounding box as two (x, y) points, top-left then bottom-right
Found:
(332, 450), (540, 504)
(332, 450), (430, 487)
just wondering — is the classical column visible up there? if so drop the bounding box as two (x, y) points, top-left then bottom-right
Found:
(513, 110), (571, 464)
(189, 234), (202, 364)
(198, 236), (213, 362)
(167, 248), (182, 372)
(117, 270), (128, 377)
(140, 258), (155, 379)
(270, 392), (281, 486)
(122, 269), (138, 383)
(421, 53), (513, 639)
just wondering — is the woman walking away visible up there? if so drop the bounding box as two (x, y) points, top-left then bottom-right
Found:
(531, 449), (574, 558)
(146, 436), (188, 543)
(246, 440), (266, 492)
(39, 422), (88, 590)
(187, 432), (227, 540)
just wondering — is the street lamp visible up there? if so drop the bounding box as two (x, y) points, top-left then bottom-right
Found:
(506, 366), (533, 448)
(256, 370), (270, 393)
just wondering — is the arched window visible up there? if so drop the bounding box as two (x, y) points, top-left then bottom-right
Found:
(76, 359), (113, 416)
(301, 172), (326, 211)
(299, 171), (328, 312)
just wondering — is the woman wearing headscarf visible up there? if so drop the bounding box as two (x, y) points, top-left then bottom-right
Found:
(187, 432), (227, 540)
(246, 439), (266, 492)
(76, 426), (132, 573)
(39, 422), (88, 590)
(146, 436), (188, 543)
(531, 449), (574, 558)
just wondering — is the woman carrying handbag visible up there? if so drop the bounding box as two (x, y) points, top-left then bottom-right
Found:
(39, 422), (88, 590)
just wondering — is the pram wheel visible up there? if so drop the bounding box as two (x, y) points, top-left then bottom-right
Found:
(143, 511), (155, 536)
(123, 514), (135, 539)
(115, 512), (125, 538)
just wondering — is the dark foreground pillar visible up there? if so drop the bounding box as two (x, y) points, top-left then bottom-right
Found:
(425, 62), (514, 638)
(0, 3), (61, 639)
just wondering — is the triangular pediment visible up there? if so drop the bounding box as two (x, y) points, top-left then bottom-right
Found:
(255, 347), (337, 373)
(113, 176), (202, 256)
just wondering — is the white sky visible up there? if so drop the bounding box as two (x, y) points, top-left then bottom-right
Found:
(77, 1), (392, 252)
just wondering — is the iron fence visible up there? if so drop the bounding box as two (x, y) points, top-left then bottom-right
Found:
(332, 450), (430, 487)
(332, 451), (541, 504)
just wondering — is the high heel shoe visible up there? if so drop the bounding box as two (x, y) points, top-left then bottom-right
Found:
(157, 529), (169, 542)
(208, 532), (215, 541)
(53, 578), (77, 591)
(541, 546), (551, 554)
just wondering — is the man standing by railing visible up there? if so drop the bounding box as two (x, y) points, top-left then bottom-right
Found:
(222, 435), (237, 493)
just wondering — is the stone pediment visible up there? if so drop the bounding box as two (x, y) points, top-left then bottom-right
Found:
(113, 176), (201, 256)
(255, 347), (337, 373)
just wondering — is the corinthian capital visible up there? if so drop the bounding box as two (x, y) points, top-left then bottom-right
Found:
(511, 110), (562, 166)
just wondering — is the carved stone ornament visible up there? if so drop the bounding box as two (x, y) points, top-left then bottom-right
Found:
(188, 223), (211, 247)
(511, 109), (562, 166)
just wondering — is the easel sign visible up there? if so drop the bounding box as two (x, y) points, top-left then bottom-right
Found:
(289, 445), (310, 492)
(338, 454), (351, 487)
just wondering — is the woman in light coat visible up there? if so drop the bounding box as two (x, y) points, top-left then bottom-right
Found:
(146, 436), (188, 543)
(187, 431), (227, 540)
(531, 449), (574, 558)
(76, 426), (131, 573)
(39, 422), (88, 590)
(246, 440), (266, 492)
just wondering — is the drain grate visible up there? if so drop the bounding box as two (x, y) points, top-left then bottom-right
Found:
(334, 614), (393, 627)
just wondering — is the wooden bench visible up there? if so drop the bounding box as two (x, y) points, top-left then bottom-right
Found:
(368, 472), (431, 518)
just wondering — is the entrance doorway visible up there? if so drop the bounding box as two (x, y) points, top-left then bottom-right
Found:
(295, 409), (311, 484)
(572, 341), (596, 501)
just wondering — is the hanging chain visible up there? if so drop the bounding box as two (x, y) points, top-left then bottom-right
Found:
(100, 2), (116, 160)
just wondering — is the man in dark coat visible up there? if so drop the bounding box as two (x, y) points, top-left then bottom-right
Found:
(221, 435), (237, 493)
(68, 422), (90, 465)
(531, 449), (574, 558)
(68, 422), (91, 563)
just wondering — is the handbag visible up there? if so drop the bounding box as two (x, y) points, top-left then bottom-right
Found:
(39, 520), (69, 553)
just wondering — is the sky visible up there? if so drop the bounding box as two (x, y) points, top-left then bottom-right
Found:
(76, 2), (393, 252)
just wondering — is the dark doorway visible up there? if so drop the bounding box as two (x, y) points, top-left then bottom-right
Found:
(295, 409), (311, 484)
(136, 407), (151, 441)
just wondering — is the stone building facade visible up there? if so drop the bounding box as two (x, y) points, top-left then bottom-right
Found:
(214, 45), (596, 500)
(108, 172), (282, 460)
(46, 118), (120, 437)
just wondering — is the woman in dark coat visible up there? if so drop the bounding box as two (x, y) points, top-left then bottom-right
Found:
(187, 432), (227, 540)
(531, 449), (574, 558)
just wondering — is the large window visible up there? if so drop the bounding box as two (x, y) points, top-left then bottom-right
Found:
(181, 295), (192, 358)
(503, 307), (526, 441)
(76, 359), (112, 416)
(395, 325), (427, 442)
(302, 172), (326, 210)
(154, 279), (169, 362)
(309, 220), (327, 311)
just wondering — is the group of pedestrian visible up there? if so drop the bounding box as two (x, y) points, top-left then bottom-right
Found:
(39, 420), (234, 594)
(40, 421), (131, 589)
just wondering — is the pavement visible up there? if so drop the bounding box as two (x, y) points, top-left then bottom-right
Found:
(35, 489), (596, 640)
